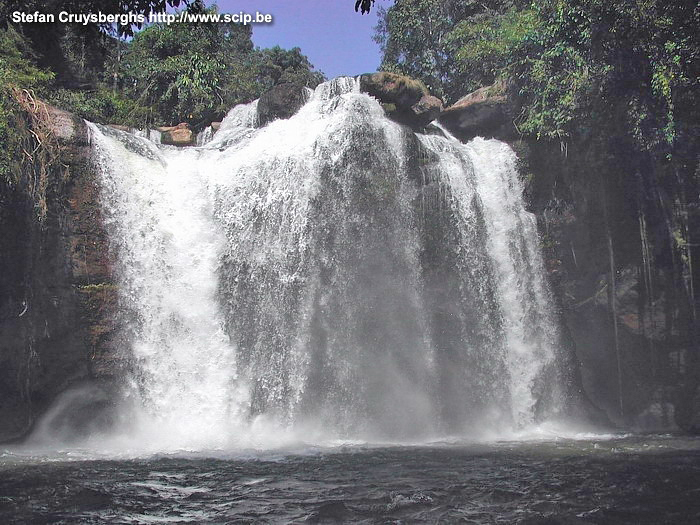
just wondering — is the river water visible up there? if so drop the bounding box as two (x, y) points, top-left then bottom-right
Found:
(2, 434), (699, 523)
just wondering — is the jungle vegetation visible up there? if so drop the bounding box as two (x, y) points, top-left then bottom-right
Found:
(0, 1), (324, 184)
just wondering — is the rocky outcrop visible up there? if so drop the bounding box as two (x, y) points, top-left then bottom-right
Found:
(360, 72), (444, 129)
(158, 122), (195, 146)
(410, 95), (443, 126)
(439, 81), (514, 141)
(361, 72), (428, 107)
(0, 102), (122, 442)
(257, 83), (310, 127)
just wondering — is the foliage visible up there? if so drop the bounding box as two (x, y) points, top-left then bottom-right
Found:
(0, 88), (25, 186)
(119, 6), (259, 127)
(447, 6), (537, 96)
(0, 0), (200, 36)
(505, 0), (700, 154)
(1, 1), (201, 91)
(256, 46), (325, 91)
(0, 27), (54, 90)
(2, 1), (325, 132)
(0, 27), (54, 185)
(0, 27), (66, 221)
(120, 13), (325, 128)
(374, 0), (453, 101)
(47, 88), (153, 128)
(378, 0), (699, 161)
(374, 0), (519, 102)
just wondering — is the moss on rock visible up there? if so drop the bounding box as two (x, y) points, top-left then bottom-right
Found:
(360, 72), (443, 129)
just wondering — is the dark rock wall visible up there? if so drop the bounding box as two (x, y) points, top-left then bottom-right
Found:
(0, 105), (120, 442)
(520, 139), (699, 431)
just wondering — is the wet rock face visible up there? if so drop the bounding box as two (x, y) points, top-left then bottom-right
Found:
(360, 72), (443, 129)
(159, 122), (195, 147)
(0, 103), (121, 442)
(257, 83), (309, 127)
(519, 139), (699, 433)
(439, 82), (513, 142)
(675, 386), (700, 434)
(360, 72), (427, 107)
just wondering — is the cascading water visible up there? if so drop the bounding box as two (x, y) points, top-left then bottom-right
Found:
(88, 77), (561, 448)
(89, 128), (241, 449)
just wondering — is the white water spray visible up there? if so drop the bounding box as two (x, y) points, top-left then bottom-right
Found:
(87, 77), (561, 448)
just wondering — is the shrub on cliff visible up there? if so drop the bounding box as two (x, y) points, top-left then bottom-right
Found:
(0, 27), (53, 186)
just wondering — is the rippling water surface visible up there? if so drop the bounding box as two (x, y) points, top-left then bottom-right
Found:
(2, 435), (699, 524)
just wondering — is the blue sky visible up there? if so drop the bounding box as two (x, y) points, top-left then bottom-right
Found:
(213, 0), (387, 79)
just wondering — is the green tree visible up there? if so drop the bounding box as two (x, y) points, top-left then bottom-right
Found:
(0, 26), (54, 184)
(2, 1), (204, 90)
(120, 7), (259, 127)
(501, 0), (700, 151)
(1, 0), (202, 36)
(447, 4), (536, 96)
(374, 0), (518, 102)
(256, 46), (325, 90)
(120, 13), (325, 128)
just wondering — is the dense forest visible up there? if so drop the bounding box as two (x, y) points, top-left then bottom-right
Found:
(1, 0), (700, 431)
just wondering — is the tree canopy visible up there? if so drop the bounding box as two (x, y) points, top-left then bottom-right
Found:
(374, 0), (521, 102)
(1, 1), (325, 131)
(257, 46), (325, 91)
(118, 12), (325, 127)
(120, 7), (258, 127)
(376, 0), (700, 161)
(0, 0), (203, 36)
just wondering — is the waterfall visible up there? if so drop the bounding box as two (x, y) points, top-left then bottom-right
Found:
(88, 77), (561, 447)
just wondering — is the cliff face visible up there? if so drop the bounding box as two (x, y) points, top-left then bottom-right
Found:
(0, 103), (121, 442)
(525, 141), (700, 432)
